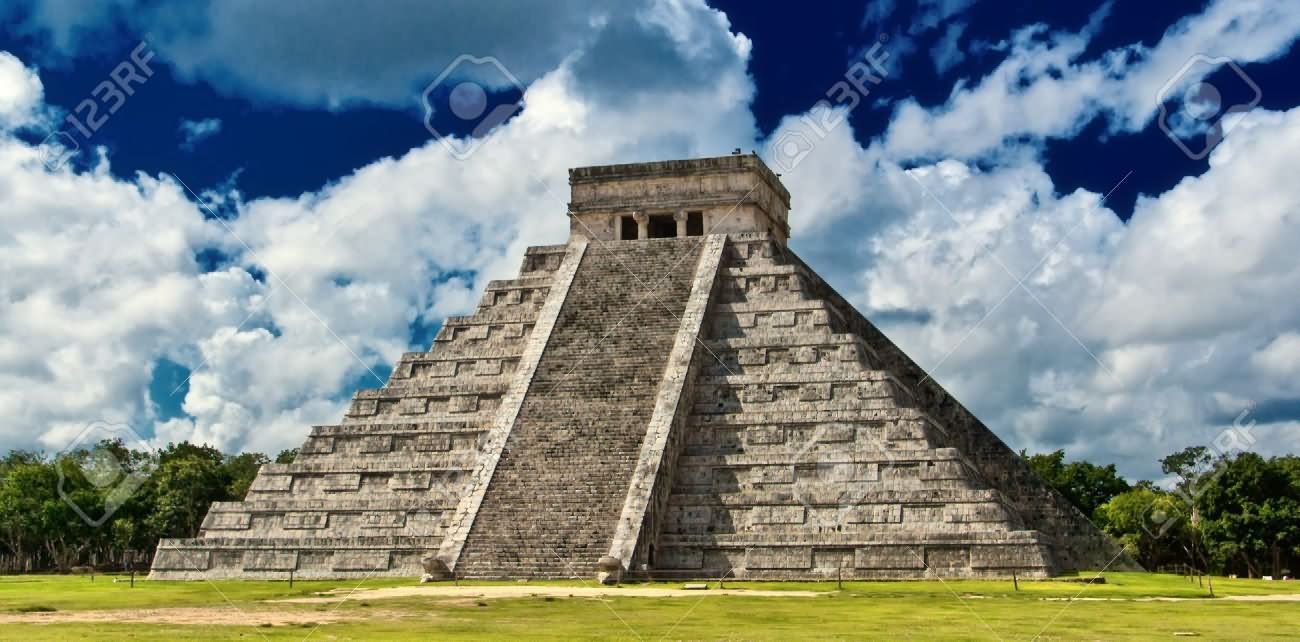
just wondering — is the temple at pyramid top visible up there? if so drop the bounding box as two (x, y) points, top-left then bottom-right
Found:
(567, 154), (791, 243)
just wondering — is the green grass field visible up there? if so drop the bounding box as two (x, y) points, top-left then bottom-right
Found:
(1, 572), (1296, 640)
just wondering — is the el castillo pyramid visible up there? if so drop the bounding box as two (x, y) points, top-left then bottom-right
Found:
(152, 155), (1133, 582)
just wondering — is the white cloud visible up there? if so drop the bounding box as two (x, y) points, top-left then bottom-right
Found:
(881, 0), (1300, 161)
(178, 117), (221, 150)
(0, 51), (46, 129)
(0, 0), (757, 456)
(770, 102), (1300, 477)
(1252, 333), (1300, 380)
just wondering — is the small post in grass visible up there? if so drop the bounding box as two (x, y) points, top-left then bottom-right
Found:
(1012, 570), (1019, 592)
(289, 569), (294, 589)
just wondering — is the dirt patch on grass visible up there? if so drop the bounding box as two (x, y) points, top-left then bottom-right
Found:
(274, 584), (823, 604)
(0, 606), (374, 626)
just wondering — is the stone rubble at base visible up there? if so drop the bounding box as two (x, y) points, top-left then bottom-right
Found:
(151, 155), (1136, 581)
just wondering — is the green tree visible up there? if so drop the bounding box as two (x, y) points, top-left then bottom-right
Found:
(1023, 449), (1130, 518)
(275, 448), (299, 464)
(1095, 487), (1190, 570)
(222, 452), (269, 498)
(145, 453), (229, 539)
(1198, 453), (1300, 578)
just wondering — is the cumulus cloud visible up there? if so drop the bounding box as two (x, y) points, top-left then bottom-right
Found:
(881, 0), (1300, 161)
(0, 51), (46, 129)
(763, 0), (1300, 477)
(776, 107), (1300, 478)
(0, 0), (757, 456)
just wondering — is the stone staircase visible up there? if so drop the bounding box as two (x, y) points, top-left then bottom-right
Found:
(453, 238), (705, 578)
(150, 245), (573, 579)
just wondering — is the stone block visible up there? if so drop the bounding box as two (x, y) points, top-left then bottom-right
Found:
(746, 547), (811, 569)
(447, 395), (478, 413)
(812, 548), (854, 570)
(388, 472), (430, 490)
(737, 348), (767, 365)
(659, 547), (703, 569)
(302, 436), (335, 455)
(814, 423), (854, 442)
(970, 544), (1049, 569)
(901, 504), (945, 523)
(397, 397), (428, 415)
(924, 547), (970, 569)
(283, 512), (329, 529)
(359, 512), (407, 529)
(670, 506), (712, 526)
(250, 475), (292, 492)
(799, 383), (831, 401)
(769, 311), (796, 327)
(751, 465), (794, 484)
(359, 435), (392, 453)
(845, 504), (901, 524)
(347, 399), (378, 417)
(790, 346), (818, 364)
(751, 505), (805, 525)
(243, 550), (298, 571)
(746, 425), (784, 445)
(414, 434), (452, 452)
(153, 549), (210, 571)
(332, 551), (391, 571)
(203, 512), (251, 530)
(856, 546), (926, 570)
(427, 361), (456, 377)
(323, 473), (361, 492)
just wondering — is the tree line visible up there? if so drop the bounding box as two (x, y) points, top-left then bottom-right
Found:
(0, 439), (1296, 576)
(0, 442), (295, 573)
(1024, 447), (1300, 578)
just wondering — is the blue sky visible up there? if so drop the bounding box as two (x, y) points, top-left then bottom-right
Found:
(1, 0), (1299, 479)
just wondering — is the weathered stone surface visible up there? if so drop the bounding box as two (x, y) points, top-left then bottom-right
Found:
(152, 156), (1132, 581)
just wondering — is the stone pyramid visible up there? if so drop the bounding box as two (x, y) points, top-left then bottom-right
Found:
(152, 155), (1134, 581)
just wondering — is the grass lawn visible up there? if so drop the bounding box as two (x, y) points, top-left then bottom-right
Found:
(1, 572), (1297, 640)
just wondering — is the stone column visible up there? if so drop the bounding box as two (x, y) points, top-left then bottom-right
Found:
(674, 210), (688, 237)
(633, 211), (648, 240)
